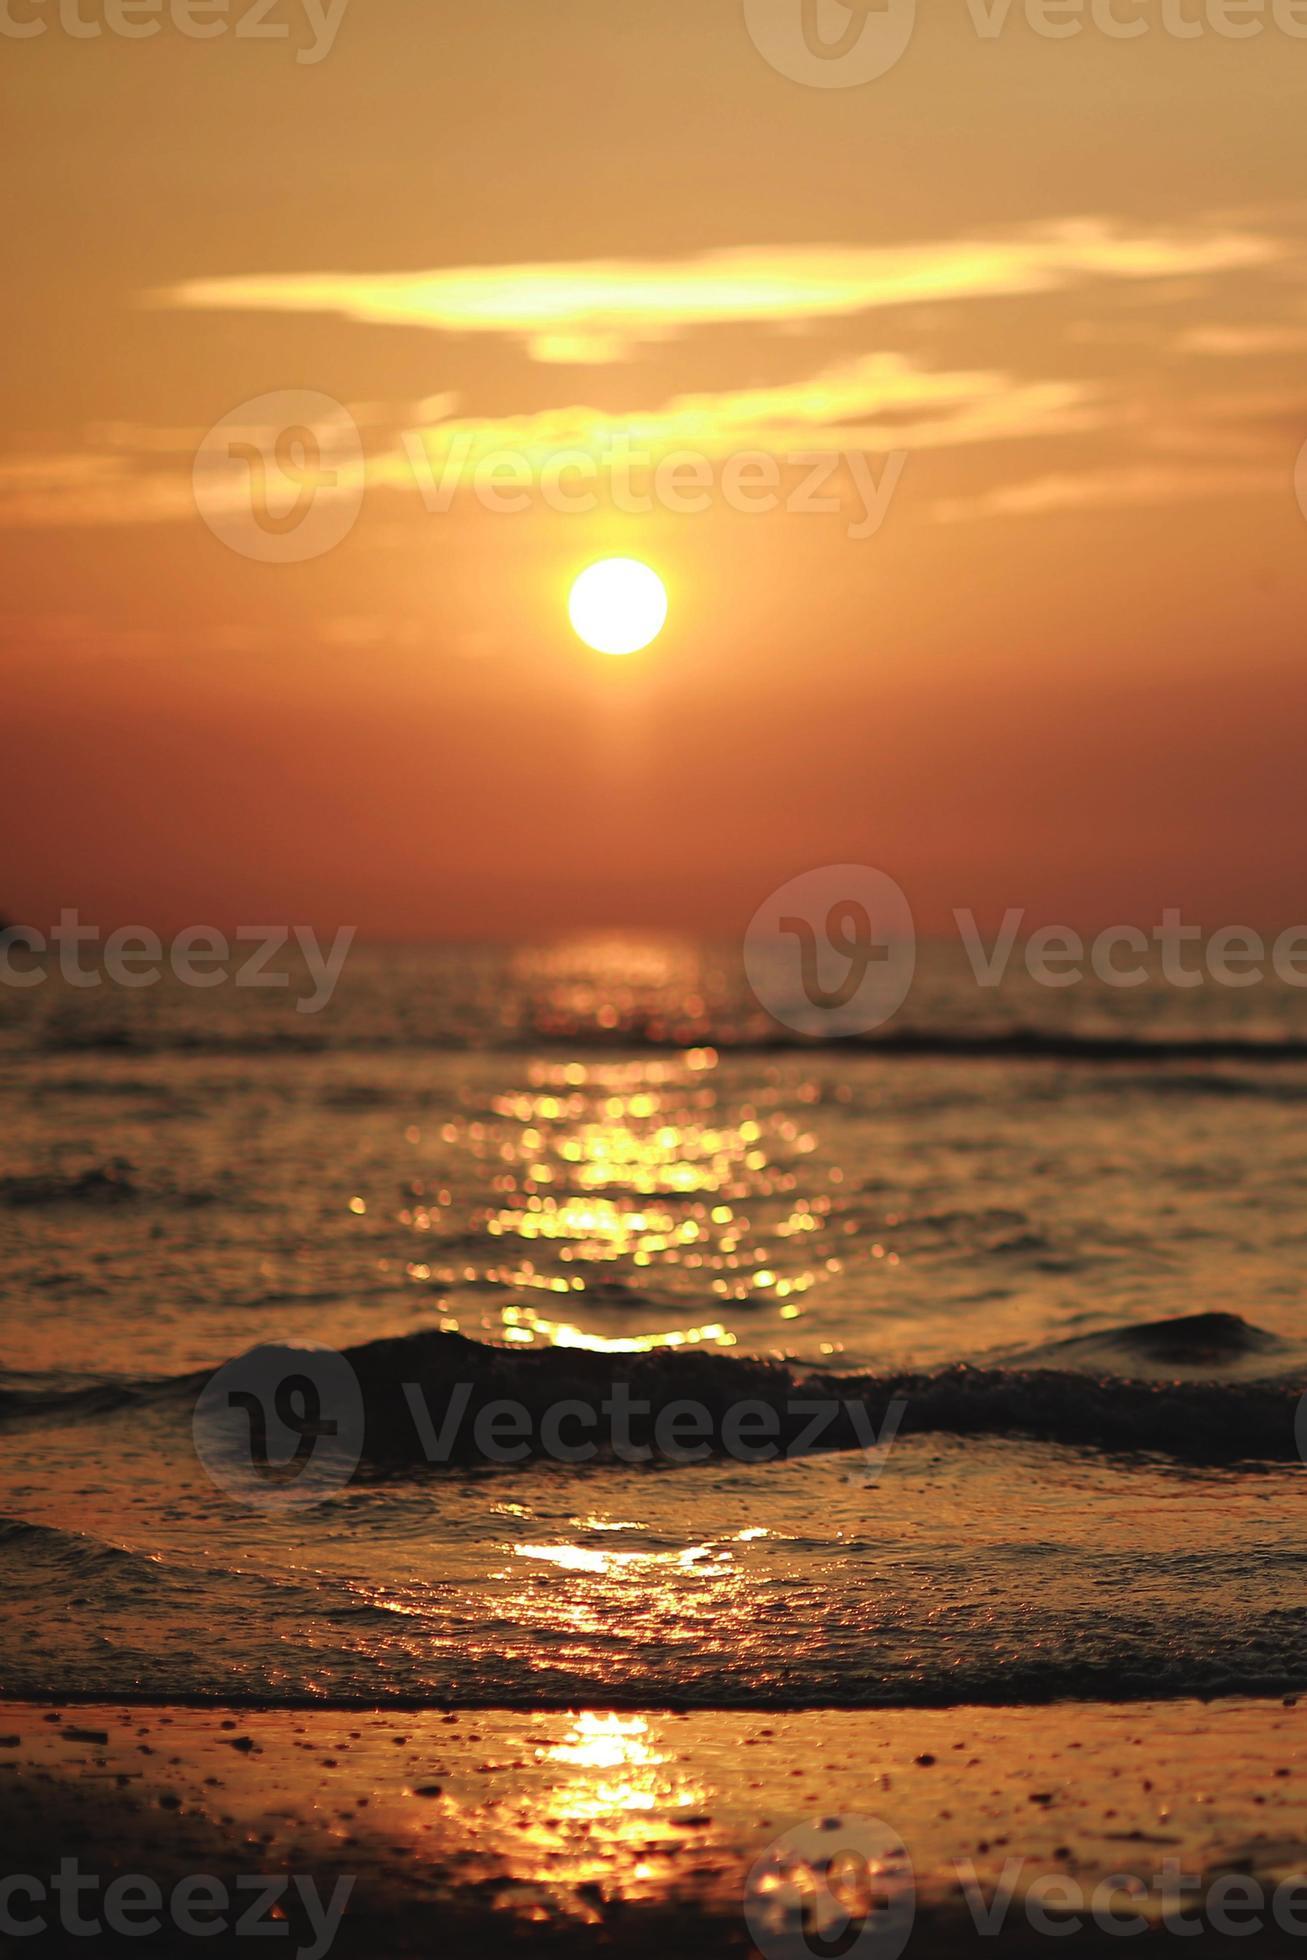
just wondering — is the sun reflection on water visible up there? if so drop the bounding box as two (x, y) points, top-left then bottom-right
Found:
(498, 1305), (735, 1353)
(515, 1541), (737, 1578)
(484, 1528), (774, 1672)
(399, 1041), (843, 1346)
(535, 1713), (709, 1827)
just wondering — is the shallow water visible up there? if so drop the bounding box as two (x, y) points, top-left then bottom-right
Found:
(1, 942), (1305, 1707)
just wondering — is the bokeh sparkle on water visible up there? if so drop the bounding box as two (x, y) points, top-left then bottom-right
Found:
(1, 936), (1306, 1708)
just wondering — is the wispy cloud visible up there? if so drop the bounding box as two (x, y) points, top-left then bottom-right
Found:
(935, 462), (1284, 523)
(387, 352), (1102, 489)
(157, 221), (1280, 362)
(0, 352), (1104, 531)
(1178, 325), (1307, 356)
(5, 215), (1296, 533)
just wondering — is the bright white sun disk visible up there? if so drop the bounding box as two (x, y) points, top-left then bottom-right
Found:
(568, 558), (668, 656)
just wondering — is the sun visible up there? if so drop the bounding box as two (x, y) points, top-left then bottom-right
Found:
(568, 558), (668, 657)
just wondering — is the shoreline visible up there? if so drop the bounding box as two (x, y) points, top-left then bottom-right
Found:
(3, 1696), (1305, 1954)
(2, 1683), (1305, 1713)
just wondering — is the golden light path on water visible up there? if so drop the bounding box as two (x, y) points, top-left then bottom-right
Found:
(430, 1712), (715, 1918)
(382, 959), (864, 1739)
(398, 1045), (851, 1346)
(537, 1714), (708, 1840)
(498, 1306), (734, 1353)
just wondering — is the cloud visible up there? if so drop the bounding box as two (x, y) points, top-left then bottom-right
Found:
(934, 462), (1284, 522)
(156, 220), (1280, 362)
(1178, 326), (1307, 356)
(382, 352), (1104, 497)
(10, 207), (1301, 535)
(0, 351), (1105, 531)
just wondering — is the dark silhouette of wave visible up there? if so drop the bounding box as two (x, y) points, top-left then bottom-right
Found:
(3, 1314), (1299, 1467)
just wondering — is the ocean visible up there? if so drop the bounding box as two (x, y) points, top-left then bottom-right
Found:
(2, 937), (1305, 1715)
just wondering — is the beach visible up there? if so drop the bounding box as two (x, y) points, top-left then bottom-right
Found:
(4, 1698), (1307, 1954)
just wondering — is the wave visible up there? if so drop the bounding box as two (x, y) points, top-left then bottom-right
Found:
(5, 1507), (1307, 1716)
(0, 1514), (405, 1634)
(1004, 1311), (1294, 1377)
(35, 1023), (328, 1056)
(0, 1366), (207, 1428)
(7, 1661), (1307, 1714)
(0, 1159), (222, 1210)
(2, 1513), (1304, 1710)
(336, 1314), (1302, 1470)
(18, 1022), (1307, 1062)
(0, 1161), (142, 1207)
(0, 1515), (223, 1618)
(0, 1515), (154, 1580)
(637, 1027), (1307, 1065)
(6, 1314), (1299, 1467)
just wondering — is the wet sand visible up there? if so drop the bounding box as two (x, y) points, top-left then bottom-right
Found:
(1, 1697), (1306, 1954)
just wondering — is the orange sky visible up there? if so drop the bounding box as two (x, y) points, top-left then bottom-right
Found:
(3, 5), (1307, 937)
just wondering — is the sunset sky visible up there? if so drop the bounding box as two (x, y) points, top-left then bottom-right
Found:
(4, 4), (1307, 938)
